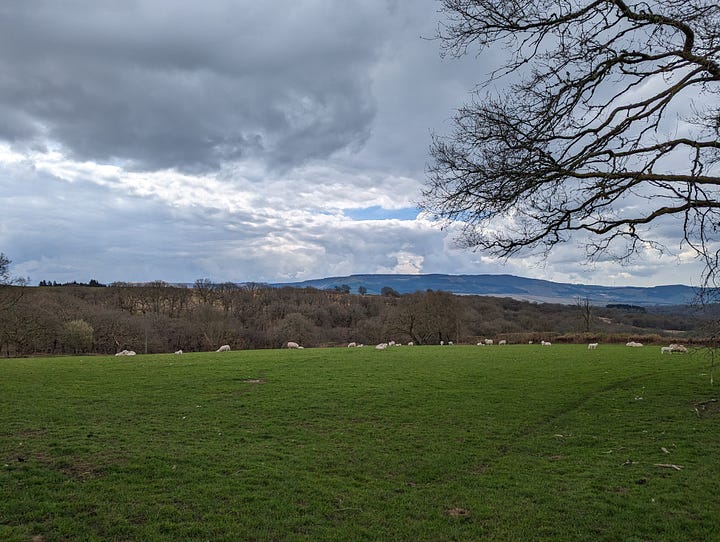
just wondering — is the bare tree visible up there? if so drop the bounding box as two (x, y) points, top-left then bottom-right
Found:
(423, 1), (720, 283)
(576, 296), (592, 333)
(0, 253), (27, 312)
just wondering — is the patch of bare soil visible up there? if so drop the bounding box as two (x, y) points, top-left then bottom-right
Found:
(445, 508), (471, 519)
(693, 398), (719, 418)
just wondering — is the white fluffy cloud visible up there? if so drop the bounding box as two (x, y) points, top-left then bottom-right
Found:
(0, 1), (707, 287)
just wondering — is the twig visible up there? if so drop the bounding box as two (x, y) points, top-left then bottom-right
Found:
(654, 463), (683, 471)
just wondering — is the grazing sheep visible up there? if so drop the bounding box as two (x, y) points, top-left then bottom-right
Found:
(347, 342), (357, 348)
(498, 340), (507, 345)
(484, 339), (494, 345)
(389, 340), (396, 346)
(216, 345), (231, 352)
(528, 340), (534, 344)
(440, 340), (444, 346)
(668, 343), (688, 353)
(476, 342), (484, 346)
(588, 343), (598, 350)
(407, 342), (414, 346)
(541, 341), (551, 346)
(287, 342), (300, 349)
(115, 349), (137, 356)
(174, 349), (183, 355)
(660, 346), (673, 354)
(625, 341), (643, 347)
(448, 341), (453, 345)
(375, 343), (388, 350)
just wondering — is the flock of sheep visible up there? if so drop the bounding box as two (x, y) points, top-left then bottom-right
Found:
(114, 340), (690, 356)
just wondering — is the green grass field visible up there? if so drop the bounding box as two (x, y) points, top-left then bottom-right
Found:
(1, 345), (718, 541)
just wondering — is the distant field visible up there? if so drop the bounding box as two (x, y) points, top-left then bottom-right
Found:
(1, 345), (718, 541)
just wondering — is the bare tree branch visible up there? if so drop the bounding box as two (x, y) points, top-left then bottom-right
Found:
(423, 0), (720, 283)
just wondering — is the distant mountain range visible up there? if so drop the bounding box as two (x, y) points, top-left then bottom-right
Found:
(271, 273), (700, 306)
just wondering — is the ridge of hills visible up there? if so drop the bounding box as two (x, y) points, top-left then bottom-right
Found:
(271, 273), (699, 306)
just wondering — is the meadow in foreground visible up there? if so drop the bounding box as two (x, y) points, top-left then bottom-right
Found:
(1, 345), (718, 541)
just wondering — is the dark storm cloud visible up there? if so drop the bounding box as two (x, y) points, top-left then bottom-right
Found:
(0, 1), (388, 171)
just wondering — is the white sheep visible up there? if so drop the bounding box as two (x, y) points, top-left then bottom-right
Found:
(484, 339), (494, 345)
(347, 342), (357, 348)
(440, 340), (444, 346)
(541, 341), (551, 346)
(115, 349), (136, 356)
(388, 340), (396, 346)
(625, 341), (643, 347)
(174, 349), (183, 355)
(216, 345), (231, 352)
(476, 342), (484, 346)
(448, 341), (453, 345)
(660, 346), (673, 354)
(669, 343), (688, 353)
(287, 342), (300, 349)
(407, 342), (414, 346)
(375, 343), (388, 350)
(588, 343), (598, 350)
(498, 340), (507, 345)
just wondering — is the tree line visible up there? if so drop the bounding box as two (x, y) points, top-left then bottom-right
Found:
(0, 280), (712, 357)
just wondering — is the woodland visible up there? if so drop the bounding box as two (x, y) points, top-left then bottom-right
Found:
(0, 281), (715, 357)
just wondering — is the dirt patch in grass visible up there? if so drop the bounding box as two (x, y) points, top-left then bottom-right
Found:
(693, 398), (719, 418)
(57, 459), (107, 480)
(472, 462), (490, 474)
(445, 508), (471, 519)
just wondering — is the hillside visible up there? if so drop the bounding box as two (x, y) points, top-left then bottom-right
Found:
(273, 273), (699, 306)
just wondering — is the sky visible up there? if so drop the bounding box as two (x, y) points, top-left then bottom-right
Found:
(0, 0), (709, 288)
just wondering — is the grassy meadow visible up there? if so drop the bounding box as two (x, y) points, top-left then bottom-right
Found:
(1, 345), (718, 541)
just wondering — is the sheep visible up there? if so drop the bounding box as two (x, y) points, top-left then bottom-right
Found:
(375, 343), (388, 350)
(114, 349), (136, 356)
(287, 341), (300, 349)
(669, 343), (688, 353)
(216, 345), (231, 352)
(388, 340), (396, 346)
(625, 341), (643, 347)
(440, 340), (444, 346)
(174, 349), (183, 355)
(448, 341), (453, 345)
(347, 342), (357, 348)
(541, 341), (551, 346)
(484, 339), (494, 345)
(528, 340), (533, 345)
(407, 342), (414, 346)
(588, 343), (598, 350)
(498, 340), (507, 345)
(660, 346), (673, 354)
(476, 342), (484, 346)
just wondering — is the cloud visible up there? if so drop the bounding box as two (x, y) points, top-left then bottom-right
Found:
(0, 1), (394, 172)
(0, 1), (709, 289)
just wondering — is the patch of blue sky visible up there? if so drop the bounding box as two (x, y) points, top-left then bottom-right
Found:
(344, 205), (420, 221)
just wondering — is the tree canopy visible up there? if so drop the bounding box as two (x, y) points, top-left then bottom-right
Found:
(423, 0), (720, 284)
